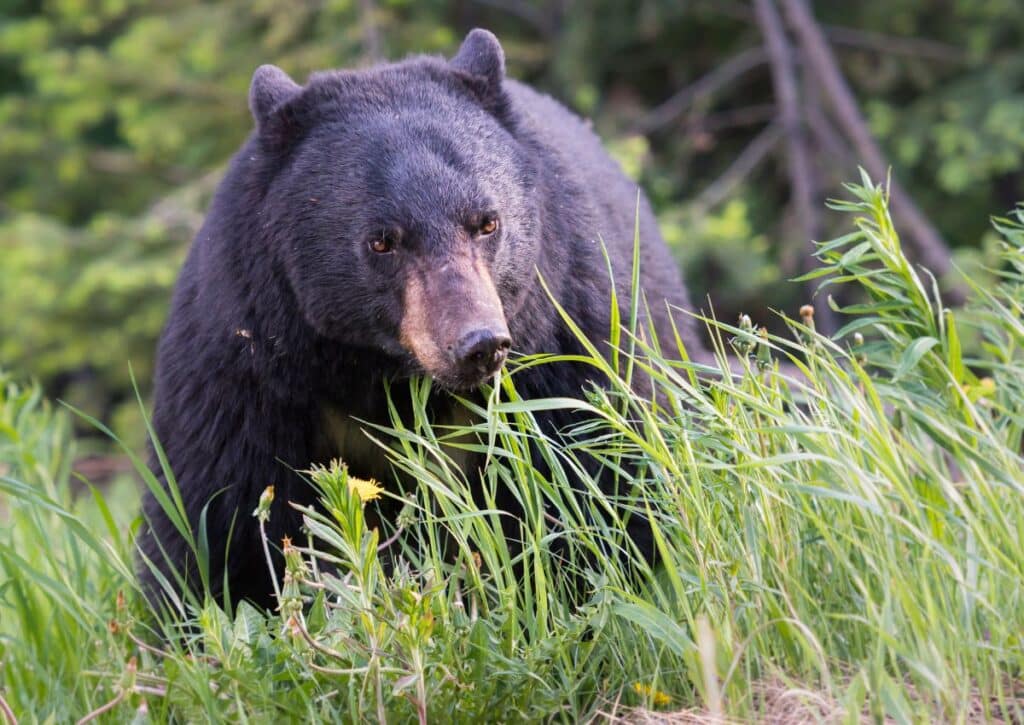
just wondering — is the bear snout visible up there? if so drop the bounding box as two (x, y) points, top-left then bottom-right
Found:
(453, 327), (512, 381)
(399, 253), (511, 388)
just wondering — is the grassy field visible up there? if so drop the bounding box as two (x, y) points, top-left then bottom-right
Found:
(1, 178), (1022, 723)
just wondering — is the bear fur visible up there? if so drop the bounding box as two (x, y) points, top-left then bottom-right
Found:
(137, 29), (707, 611)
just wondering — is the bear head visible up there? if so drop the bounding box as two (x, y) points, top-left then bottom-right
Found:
(246, 29), (542, 391)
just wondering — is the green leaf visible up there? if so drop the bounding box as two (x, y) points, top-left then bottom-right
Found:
(612, 601), (694, 657)
(893, 336), (939, 381)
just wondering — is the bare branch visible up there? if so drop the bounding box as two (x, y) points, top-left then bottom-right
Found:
(754, 0), (834, 331)
(633, 46), (768, 134)
(824, 24), (966, 63)
(691, 123), (783, 214)
(691, 1), (966, 63)
(755, 0), (812, 225)
(684, 104), (777, 135)
(781, 0), (964, 302)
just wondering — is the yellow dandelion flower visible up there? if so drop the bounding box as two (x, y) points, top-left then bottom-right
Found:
(347, 476), (384, 503)
(633, 682), (672, 707)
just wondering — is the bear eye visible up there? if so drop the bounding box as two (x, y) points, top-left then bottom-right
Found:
(477, 215), (499, 237)
(370, 230), (398, 254)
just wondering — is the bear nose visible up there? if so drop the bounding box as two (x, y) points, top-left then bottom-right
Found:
(454, 329), (512, 378)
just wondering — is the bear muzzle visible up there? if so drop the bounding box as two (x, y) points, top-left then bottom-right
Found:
(400, 257), (512, 389)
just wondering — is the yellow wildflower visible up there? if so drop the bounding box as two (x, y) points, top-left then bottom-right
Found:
(347, 475), (384, 503)
(306, 459), (384, 504)
(632, 682), (672, 707)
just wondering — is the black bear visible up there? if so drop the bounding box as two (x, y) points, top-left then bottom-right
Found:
(138, 29), (707, 611)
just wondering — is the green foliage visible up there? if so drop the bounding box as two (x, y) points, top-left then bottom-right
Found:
(0, 371), (139, 720)
(2, 182), (1023, 721)
(3, 1), (1024, 427)
(0, 209), (188, 438)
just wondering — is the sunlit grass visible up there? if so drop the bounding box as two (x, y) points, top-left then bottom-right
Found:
(1, 175), (1022, 722)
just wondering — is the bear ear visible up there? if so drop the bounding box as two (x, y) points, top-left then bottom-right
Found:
(249, 64), (302, 130)
(450, 29), (505, 89)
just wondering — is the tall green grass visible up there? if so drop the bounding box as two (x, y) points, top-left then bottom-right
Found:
(1, 176), (1022, 722)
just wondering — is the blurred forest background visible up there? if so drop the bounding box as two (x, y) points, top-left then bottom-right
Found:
(2, 0), (1023, 448)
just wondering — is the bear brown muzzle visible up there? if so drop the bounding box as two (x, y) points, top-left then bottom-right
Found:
(400, 254), (511, 387)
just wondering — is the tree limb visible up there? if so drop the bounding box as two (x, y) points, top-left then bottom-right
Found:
(823, 24), (966, 63)
(754, 0), (835, 331)
(633, 46), (767, 134)
(684, 104), (777, 135)
(780, 0), (964, 302)
(695, 1), (966, 63)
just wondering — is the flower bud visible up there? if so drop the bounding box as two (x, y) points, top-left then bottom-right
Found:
(253, 485), (275, 522)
